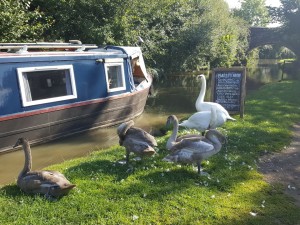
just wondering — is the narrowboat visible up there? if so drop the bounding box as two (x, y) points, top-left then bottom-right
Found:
(0, 41), (153, 153)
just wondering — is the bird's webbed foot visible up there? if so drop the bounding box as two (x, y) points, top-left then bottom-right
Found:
(196, 163), (210, 176)
(200, 171), (210, 177)
(133, 156), (142, 161)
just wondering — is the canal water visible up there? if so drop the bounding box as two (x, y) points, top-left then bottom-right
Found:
(0, 62), (292, 186)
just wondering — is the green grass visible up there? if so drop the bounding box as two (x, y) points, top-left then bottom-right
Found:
(1, 80), (300, 225)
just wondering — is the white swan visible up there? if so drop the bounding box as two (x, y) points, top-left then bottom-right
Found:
(178, 107), (225, 133)
(163, 123), (226, 174)
(195, 74), (235, 121)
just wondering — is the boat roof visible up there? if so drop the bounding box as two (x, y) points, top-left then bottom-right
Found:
(104, 46), (143, 58)
(0, 43), (142, 63)
(0, 42), (143, 62)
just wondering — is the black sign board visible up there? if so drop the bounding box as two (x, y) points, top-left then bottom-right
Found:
(211, 67), (246, 117)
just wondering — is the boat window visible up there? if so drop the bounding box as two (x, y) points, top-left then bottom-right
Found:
(17, 65), (77, 107)
(104, 61), (126, 92)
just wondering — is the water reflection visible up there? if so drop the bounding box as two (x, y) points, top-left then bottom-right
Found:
(0, 63), (289, 186)
(247, 59), (297, 88)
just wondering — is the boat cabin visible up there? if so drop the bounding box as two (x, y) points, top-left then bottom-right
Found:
(0, 42), (152, 153)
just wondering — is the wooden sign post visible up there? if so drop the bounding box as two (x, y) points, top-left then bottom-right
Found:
(211, 67), (246, 118)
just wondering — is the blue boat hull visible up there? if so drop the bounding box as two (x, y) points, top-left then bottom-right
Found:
(0, 85), (150, 153)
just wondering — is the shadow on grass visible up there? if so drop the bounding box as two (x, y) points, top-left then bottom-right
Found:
(64, 156), (207, 200)
(0, 184), (23, 198)
(65, 148), (263, 198)
(0, 184), (72, 202)
(66, 158), (143, 180)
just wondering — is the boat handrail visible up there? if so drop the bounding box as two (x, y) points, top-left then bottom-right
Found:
(0, 41), (98, 51)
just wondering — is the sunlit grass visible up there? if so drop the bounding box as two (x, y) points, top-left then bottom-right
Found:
(1, 80), (300, 224)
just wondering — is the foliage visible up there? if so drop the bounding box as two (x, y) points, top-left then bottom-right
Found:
(154, 0), (249, 71)
(233, 0), (270, 26)
(30, 0), (249, 73)
(268, 0), (300, 56)
(0, 0), (51, 42)
(1, 80), (300, 224)
(0, 0), (250, 74)
(259, 45), (296, 59)
(30, 0), (126, 45)
(269, 0), (300, 25)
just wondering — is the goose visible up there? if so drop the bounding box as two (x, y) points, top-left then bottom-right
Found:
(178, 107), (224, 133)
(163, 127), (226, 175)
(195, 74), (235, 121)
(14, 138), (75, 199)
(117, 120), (157, 163)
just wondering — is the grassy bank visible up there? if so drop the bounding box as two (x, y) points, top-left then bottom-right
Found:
(1, 80), (300, 225)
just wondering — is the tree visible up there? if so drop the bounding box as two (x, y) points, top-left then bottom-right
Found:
(234, 0), (270, 26)
(119, 0), (249, 72)
(30, 0), (126, 45)
(259, 45), (296, 59)
(0, 0), (50, 42)
(269, 0), (300, 26)
(30, 0), (249, 73)
(268, 0), (300, 56)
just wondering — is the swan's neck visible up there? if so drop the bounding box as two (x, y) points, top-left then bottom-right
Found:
(19, 141), (32, 178)
(167, 119), (179, 150)
(117, 121), (134, 139)
(209, 108), (217, 129)
(196, 76), (206, 105)
(206, 134), (222, 154)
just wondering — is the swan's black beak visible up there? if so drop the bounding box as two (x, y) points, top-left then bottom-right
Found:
(13, 138), (23, 148)
(166, 115), (177, 130)
(196, 74), (205, 80)
(165, 117), (172, 129)
(13, 142), (19, 148)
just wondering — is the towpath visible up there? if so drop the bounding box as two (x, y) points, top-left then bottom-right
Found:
(259, 123), (300, 207)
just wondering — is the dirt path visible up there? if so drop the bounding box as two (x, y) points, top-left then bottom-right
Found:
(258, 123), (300, 207)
